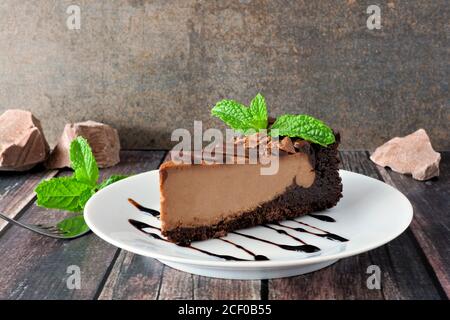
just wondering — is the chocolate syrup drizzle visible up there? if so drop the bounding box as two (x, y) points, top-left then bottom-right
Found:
(127, 198), (348, 261)
(233, 230), (320, 253)
(308, 214), (336, 222)
(129, 219), (249, 261)
(274, 221), (349, 242)
(219, 238), (269, 261)
(128, 198), (160, 217)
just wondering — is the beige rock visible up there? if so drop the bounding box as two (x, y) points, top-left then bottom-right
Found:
(370, 129), (441, 181)
(46, 121), (120, 169)
(0, 109), (50, 171)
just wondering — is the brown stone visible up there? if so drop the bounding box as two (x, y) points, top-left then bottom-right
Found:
(0, 109), (50, 171)
(370, 129), (441, 181)
(46, 121), (120, 169)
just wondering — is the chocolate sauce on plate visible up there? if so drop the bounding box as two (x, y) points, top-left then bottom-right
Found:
(232, 230), (320, 253)
(219, 238), (269, 261)
(285, 220), (349, 242)
(128, 198), (160, 217)
(307, 214), (336, 222)
(129, 219), (248, 261)
(127, 198), (348, 261)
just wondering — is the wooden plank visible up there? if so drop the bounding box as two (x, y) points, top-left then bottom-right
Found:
(157, 269), (262, 300)
(0, 167), (58, 232)
(0, 151), (165, 299)
(193, 276), (261, 300)
(158, 267), (194, 300)
(375, 151), (449, 298)
(269, 151), (443, 299)
(98, 251), (164, 300)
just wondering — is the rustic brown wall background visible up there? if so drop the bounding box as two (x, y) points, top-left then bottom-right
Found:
(0, 0), (448, 150)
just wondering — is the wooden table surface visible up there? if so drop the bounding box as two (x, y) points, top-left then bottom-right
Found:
(0, 150), (448, 300)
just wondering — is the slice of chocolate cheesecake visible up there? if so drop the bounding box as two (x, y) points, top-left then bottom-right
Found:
(159, 135), (342, 244)
(158, 93), (342, 244)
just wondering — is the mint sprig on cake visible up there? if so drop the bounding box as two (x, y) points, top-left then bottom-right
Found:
(212, 93), (335, 146)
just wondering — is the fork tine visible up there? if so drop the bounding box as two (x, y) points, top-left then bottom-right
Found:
(39, 225), (57, 231)
(48, 230), (66, 236)
(49, 229), (64, 235)
(37, 224), (71, 236)
(25, 225), (63, 237)
(39, 224), (59, 230)
(35, 224), (61, 234)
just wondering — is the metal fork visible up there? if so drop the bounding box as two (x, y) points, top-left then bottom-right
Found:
(0, 212), (89, 239)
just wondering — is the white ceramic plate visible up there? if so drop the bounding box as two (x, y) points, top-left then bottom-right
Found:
(84, 170), (413, 279)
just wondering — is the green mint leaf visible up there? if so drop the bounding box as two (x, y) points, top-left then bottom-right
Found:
(35, 177), (93, 212)
(270, 114), (335, 146)
(97, 175), (128, 190)
(249, 93), (268, 129)
(211, 100), (255, 133)
(70, 136), (99, 186)
(78, 188), (95, 209)
(211, 94), (268, 134)
(57, 215), (90, 237)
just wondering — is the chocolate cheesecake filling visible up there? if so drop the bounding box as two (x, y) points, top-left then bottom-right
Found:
(159, 152), (315, 232)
